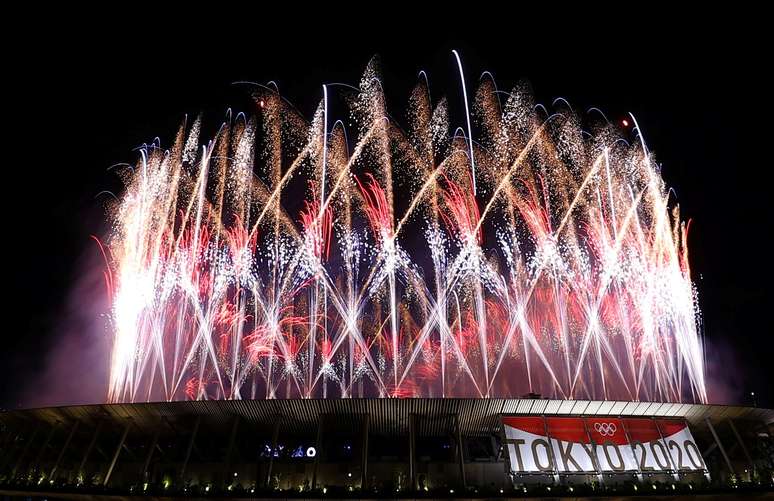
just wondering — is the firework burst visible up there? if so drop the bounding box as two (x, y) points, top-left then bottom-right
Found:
(103, 56), (706, 404)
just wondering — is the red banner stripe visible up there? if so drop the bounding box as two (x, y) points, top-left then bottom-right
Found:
(622, 418), (662, 443)
(586, 417), (628, 445)
(545, 417), (589, 442)
(655, 418), (688, 438)
(502, 416), (545, 436)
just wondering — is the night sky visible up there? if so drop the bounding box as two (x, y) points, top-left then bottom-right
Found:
(4, 20), (770, 409)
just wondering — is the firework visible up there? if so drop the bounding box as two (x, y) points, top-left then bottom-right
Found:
(103, 56), (706, 404)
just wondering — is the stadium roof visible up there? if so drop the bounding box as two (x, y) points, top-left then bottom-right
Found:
(2, 399), (772, 437)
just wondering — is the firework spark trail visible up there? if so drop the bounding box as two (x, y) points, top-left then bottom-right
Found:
(105, 55), (707, 404)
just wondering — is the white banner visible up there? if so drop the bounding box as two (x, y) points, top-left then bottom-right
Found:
(502, 416), (706, 475)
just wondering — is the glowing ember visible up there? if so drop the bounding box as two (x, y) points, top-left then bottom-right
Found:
(103, 56), (706, 403)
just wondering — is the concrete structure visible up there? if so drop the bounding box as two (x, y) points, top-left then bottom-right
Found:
(1, 399), (772, 498)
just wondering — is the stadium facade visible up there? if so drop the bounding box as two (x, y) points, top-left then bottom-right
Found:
(1, 398), (772, 498)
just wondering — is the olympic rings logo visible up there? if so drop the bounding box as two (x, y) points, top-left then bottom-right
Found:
(594, 422), (617, 437)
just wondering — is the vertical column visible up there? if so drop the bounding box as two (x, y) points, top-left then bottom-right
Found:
(728, 419), (754, 480)
(140, 426), (161, 483)
(409, 414), (416, 491)
(10, 423), (40, 480)
(455, 414), (467, 490)
(653, 417), (679, 480)
(0, 425), (24, 472)
(50, 420), (79, 482)
(541, 415), (559, 484)
(265, 419), (281, 488)
(32, 422), (60, 479)
(360, 414), (369, 490)
(620, 417), (643, 482)
(312, 414), (325, 490)
(706, 417), (734, 479)
(77, 420), (103, 484)
(179, 415), (201, 483)
(581, 417), (603, 484)
(103, 420), (131, 487)
(223, 416), (240, 487)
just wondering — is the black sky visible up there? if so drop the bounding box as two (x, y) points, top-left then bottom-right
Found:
(4, 16), (771, 409)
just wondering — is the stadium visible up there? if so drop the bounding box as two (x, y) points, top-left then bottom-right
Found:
(1, 398), (773, 498)
(3, 57), (773, 498)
